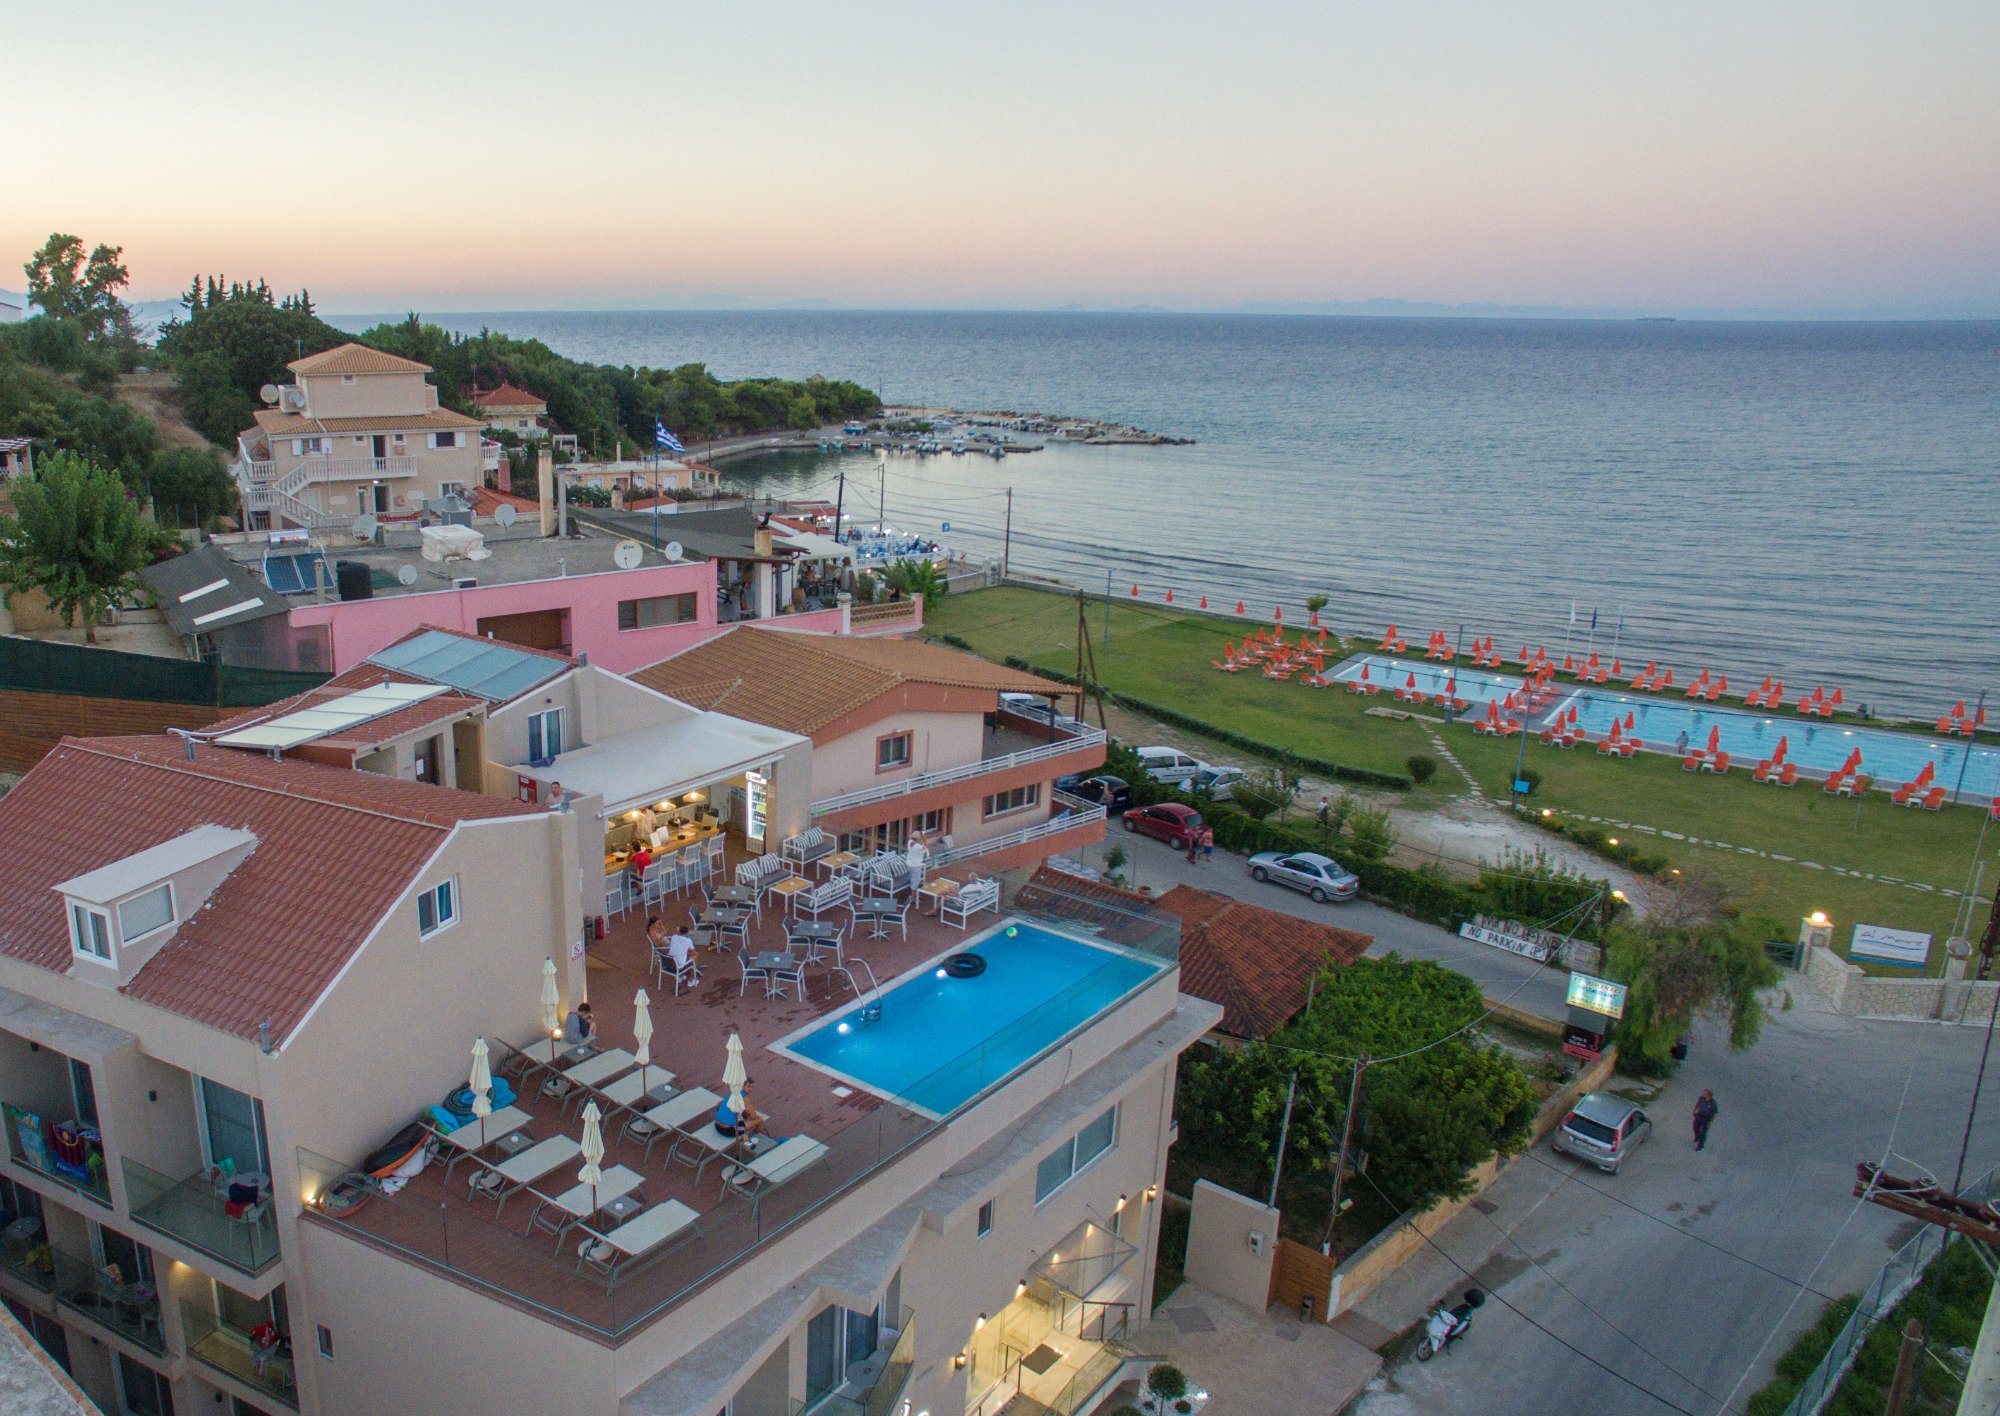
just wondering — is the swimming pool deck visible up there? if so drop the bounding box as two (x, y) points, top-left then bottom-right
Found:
(300, 885), (1024, 1342)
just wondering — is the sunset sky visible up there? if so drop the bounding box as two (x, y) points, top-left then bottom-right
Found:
(10, 1), (1997, 315)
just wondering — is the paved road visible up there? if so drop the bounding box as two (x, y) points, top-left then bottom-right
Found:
(1094, 832), (2000, 1416)
(1094, 831), (1570, 1020)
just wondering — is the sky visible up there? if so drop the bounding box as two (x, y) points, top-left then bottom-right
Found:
(8, 1), (1999, 316)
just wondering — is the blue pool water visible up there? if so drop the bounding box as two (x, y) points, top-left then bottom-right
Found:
(1557, 691), (2000, 802)
(779, 920), (1167, 1116)
(1329, 655), (1524, 709)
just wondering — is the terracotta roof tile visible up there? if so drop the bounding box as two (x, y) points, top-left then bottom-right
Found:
(631, 626), (1070, 739)
(471, 383), (546, 410)
(252, 407), (481, 436)
(287, 342), (433, 376)
(0, 737), (542, 1045)
(1154, 884), (1372, 1039)
(202, 664), (484, 751)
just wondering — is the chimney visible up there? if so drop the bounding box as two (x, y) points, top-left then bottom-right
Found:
(537, 446), (556, 538)
(753, 524), (773, 558)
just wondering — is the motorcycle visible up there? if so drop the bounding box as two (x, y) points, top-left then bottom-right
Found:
(1415, 1288), (1485, 1360)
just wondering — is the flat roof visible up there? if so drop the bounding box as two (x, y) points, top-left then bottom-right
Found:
(516, 710), (806, 817)
(218, 524), (700, 600)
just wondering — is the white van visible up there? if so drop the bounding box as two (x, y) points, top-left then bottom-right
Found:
(1135, 746), (1204, 786)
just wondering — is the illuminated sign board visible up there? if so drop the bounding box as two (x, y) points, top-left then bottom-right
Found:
(1566, 972), (1627, 1019)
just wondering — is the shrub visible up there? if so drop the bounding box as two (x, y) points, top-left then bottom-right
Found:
(1518, 767), (1543, 794)
(1405, 753), (1438, 785)
(1346, 804), (1398, 862)
(931, 632), (974, 651)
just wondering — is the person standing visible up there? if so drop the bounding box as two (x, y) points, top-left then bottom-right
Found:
(1201, 826), (1215, 862)
(1692, 1089), (1719, 1150)
(1316, 796), (1331, 831)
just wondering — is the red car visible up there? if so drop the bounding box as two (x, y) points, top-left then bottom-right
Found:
(1122, 802), (1205, 849)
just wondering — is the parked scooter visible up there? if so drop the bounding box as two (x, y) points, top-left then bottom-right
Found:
(1416, 1288), (1485, 1360)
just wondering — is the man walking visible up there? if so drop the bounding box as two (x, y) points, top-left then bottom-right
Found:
(1316, 796), (1331, 831)
(1692, 1089), (1719, 1151)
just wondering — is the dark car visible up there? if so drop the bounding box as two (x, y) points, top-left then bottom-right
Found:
(1123, 802), (1205, 849)
(1066, 775), (1132, 812)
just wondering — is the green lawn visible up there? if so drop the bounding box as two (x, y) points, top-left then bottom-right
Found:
(928, 587), (1990, 963)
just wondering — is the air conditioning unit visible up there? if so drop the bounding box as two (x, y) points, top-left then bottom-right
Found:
(452, 576), (478, 590)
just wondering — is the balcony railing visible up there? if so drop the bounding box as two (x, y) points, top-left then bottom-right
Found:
(52, 1244), (165, 1355)
(123, 1157), (280, 1278)
(0, 1224), (57, 1295)
(932, 792), (1108, 867)
(2, 1104), (110, 1207)
(797, 1309), (918, 1416)
(182, 1300), (299, 1409)
(812, 726), (1107, 820)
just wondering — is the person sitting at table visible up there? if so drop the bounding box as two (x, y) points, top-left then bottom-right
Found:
(629, 843), (654, 881)
(669, 925), (698, 978)
(714, 1080), (770, 1142)
(562, 1001), (595, 1047)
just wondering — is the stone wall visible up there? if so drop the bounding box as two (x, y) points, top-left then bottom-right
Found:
(1799, 946), (2000, 1022)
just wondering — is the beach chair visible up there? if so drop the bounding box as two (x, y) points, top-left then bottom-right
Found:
(1616, 739), (1637, 757)
(466, 1135), (582, 1218)
(1753, 760), (1773, 782)
(591, 1065), (679, 1123)
(1848, 774), (1871, 796)
(1682, 755), (1703, 772)
(1776, 763), (1799, 786)
(1893, 780), (1919, 805)
(621, 1086), (721, 1161)
(721, 1135), (831, 1216)
(1709, 752), (1731, 774)
(1823, 773), (1847, 794)
(575, 1200), (701, 1287)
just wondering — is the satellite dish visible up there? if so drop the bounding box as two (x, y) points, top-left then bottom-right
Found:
(259, 384), (280, 406)
(663, 540), (684, 563)
(494, 503), (519, 528)
(613, 539), (645, 571)
(396, 563), (419, 587)
(351, 514), (379, 540)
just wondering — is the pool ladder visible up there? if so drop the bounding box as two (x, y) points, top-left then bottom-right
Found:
(834, 959), (884, 1024)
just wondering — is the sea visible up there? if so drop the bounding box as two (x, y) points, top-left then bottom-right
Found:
(335, 309), (2000, 719)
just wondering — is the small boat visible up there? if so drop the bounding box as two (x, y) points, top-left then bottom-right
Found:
(989, 444), (1006, 458)
(951, 440), (966, 455)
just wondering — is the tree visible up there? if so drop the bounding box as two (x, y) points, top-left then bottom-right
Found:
(155, 279), (353, 443)
(1345, 803), (1399, 861)
(882, 558), (946, 601)
(786, 392), (821, 431)
(1305, 592), (1331, 617)
(1604, 916), (1781, 1072)
(145, 446), (237, 528)
(24, 234), (134, 343)
(0, 452), (166, 643)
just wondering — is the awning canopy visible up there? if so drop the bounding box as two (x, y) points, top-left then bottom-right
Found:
(516, 711), (806, 819)
(1029, 1215), (1139, 1302)
(776, 530), (853, 562)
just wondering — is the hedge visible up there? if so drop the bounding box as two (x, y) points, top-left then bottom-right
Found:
(1003, 657), (1414, 790)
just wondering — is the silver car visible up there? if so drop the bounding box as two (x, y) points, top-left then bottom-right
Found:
(1246, 851), (1360, 903)
(1552, 1092), (1652, 1174)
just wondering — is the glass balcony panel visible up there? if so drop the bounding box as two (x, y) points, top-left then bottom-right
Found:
(123, 1157), (280, 1278)
(51, 1243), (165, 1354)
(182, 1300), (299, 1409)
(2, 1103), (110, 1206)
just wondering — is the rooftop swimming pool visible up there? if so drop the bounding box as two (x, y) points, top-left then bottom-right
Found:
(1328, 654), (1524, 709)
(1556, 691), (2000, 802)
(775, 919), (1169, 1117)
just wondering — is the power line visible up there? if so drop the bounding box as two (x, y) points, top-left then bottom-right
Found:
(1351, 1164), (1706, 1416)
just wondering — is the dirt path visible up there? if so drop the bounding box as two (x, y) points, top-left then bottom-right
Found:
(114, 371), (212, 452)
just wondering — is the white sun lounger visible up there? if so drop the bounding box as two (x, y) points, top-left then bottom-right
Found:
(673, 1120), (746, 1179)
(467, 1135), (582, 1217)
(588, 1065), (677, 1120)
(721, 1135), (829, 1214)
(622, 1086), (720, 1160)
(526, 1164), (644, 1248)
(574, 1199), (702, 1287)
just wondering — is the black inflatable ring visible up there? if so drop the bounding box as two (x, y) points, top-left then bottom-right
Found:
(944, 952), (987, 978)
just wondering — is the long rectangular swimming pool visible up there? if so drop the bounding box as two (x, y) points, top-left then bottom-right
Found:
(1556, 690), (2000, 801)
(1327, 654), (1525, 708)
(775, 919), (1169, 1117)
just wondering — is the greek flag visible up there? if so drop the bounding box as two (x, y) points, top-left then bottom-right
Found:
(654, 419), (685, 455)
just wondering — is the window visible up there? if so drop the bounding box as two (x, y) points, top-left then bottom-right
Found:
(341, 374), (356, 384)
(116, 1352), (174, 1416)
(432, 431), (460, 449)
(317, 1324), (334, 1359)
(198, 1078), (270, 1177)
(417, 878), (457, 937)
(118, 883), (174, 941)
(983, 784), (1041, 819)
(69, 902), (112, 961)
(440, 480), (466, 498)
(1035, 1105), (1118, 1204)
(526, 708), (564, 762)
(70, 1058), (99, 1128)
(617, 592), (699, 630)
(877, 732), (912, 771)
(977, 1200), (994, 1238)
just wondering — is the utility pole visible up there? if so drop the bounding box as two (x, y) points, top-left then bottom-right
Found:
(1268, 1072), (1299, 1208)
(877, 456), (886, 535)
(1510, 715), (1531, 813)
(1322, 1057), (1366, 1251)
(1952, 689), (1988, 806)
(833, 465), (846, 547)
(1001, 486), (1013, 581)
(1884, 1319), (1923, 1416)
(1103, 569), (1112, 656)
